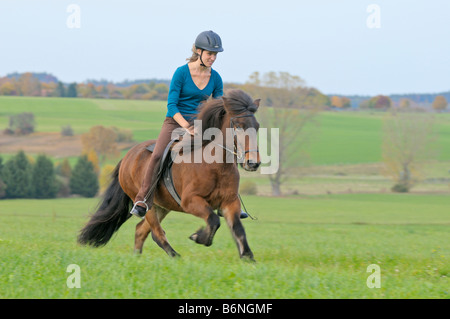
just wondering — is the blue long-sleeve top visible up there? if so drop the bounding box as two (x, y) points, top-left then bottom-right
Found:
(166, 64), (223, 120)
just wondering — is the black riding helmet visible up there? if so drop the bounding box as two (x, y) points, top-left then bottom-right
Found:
(195, 30), (224, 52)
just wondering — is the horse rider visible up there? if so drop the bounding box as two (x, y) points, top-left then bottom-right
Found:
(130, 30), (248, 219)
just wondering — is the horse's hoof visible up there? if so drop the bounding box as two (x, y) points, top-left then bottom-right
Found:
(189, 231), (212, 246)
(241, 255), (256, 263)
(169, 250), (181, 258)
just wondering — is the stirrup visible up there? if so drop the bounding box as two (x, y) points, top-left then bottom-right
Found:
(130, 201), (149, 219)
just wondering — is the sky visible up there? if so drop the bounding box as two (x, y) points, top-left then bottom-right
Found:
(0, 0), (449, 96)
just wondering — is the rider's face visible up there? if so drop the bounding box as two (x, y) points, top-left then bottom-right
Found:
(197, 49), (218, 67)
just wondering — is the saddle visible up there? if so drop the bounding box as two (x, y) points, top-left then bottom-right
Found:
(145, 139), (182, 206)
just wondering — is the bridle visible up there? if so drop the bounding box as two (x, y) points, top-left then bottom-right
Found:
(212, 113), (259, 161)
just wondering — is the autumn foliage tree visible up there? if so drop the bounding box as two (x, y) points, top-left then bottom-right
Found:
(18, 72), (41, 96)
(331, 96), (351, 109)
(432, 95), (448, 112)
(81, 126), (119, 165)
(370, 95), (392, 109)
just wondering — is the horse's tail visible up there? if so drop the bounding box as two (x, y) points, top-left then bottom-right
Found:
(77, 160), (132, 247)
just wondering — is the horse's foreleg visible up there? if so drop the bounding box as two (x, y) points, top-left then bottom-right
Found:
(222, 200), (254, 261)
(183, 196), (220, 247)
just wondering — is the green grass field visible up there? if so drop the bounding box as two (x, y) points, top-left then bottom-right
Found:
(1, 96), (449, 299)
(0, 194), (448, 298)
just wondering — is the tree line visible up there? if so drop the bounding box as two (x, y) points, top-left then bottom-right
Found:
(0, 151), (99, 199)
(0, 72), (169, 100)
(1, 72), (448, 111)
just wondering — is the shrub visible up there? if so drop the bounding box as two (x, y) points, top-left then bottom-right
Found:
(8, 112), (35, 135)
(61, 125), (74, 136)
(391, 183), (409, 193)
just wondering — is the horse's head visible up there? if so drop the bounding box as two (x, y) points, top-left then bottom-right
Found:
(222, 90), (261, 171)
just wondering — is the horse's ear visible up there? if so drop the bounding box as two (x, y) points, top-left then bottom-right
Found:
(253, 99), (261, 109)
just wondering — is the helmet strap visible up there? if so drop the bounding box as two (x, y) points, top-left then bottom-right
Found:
(199, 49), (207, 68)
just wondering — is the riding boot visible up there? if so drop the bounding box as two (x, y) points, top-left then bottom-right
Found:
(130, 202), (148, 219)
(216, 209), (248, 219)
(130, 158), (161, 219)
(240, 210), (249, 219)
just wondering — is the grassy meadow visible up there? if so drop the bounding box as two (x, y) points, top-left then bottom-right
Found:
(0, 96), (449, 299)
(0, 194), (448, 298)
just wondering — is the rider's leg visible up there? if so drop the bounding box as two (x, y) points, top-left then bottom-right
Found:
(131, 117), (182, 218)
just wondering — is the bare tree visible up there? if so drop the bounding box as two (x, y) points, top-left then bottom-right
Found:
(382, 110), (436, 192)
(243, 72), (325, 196)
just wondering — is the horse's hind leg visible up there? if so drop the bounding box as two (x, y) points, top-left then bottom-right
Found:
(222, 199), (254, 261)
(146, 206), (179, 257)
(135, 206), (174, 256)
(134, 219), (151, 254)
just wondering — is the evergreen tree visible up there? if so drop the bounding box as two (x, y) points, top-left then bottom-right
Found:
(56, 81), (66, 97)
(0, 157), (5, 198)
(67, 83), (78, 98)
(31, 154), (58, 198)
(70, 155), (99, 197)
(0, 156), (4, 177)
(2, 150), (33, 198)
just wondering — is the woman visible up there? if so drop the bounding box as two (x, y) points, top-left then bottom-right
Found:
(131, 30), (234, 218)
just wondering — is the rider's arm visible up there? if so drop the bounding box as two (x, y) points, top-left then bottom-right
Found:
(172, 112), (190, 129)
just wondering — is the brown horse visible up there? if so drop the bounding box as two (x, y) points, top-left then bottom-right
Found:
(78, 89), (261, 260)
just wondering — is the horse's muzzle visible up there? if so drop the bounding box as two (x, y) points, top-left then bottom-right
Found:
(244, 160), (260, 171)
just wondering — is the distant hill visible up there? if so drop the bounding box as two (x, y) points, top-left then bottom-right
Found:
(6, 72), (59, 84)
(4, 72), (170, 87)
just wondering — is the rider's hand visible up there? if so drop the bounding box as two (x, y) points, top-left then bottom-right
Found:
(186, 125), (195, 136)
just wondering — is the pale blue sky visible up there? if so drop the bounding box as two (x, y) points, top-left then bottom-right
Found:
(1, 0), (449, 95)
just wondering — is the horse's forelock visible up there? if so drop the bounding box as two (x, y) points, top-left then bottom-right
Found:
(224, 89), (257, 115)
(197, 89), (257, 130)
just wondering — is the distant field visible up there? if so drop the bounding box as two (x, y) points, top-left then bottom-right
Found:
(0, 194), (448, 298)
(2, 96), (450, 165)
(309, 111), (450, 164)
(0, 96), (166, 142)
